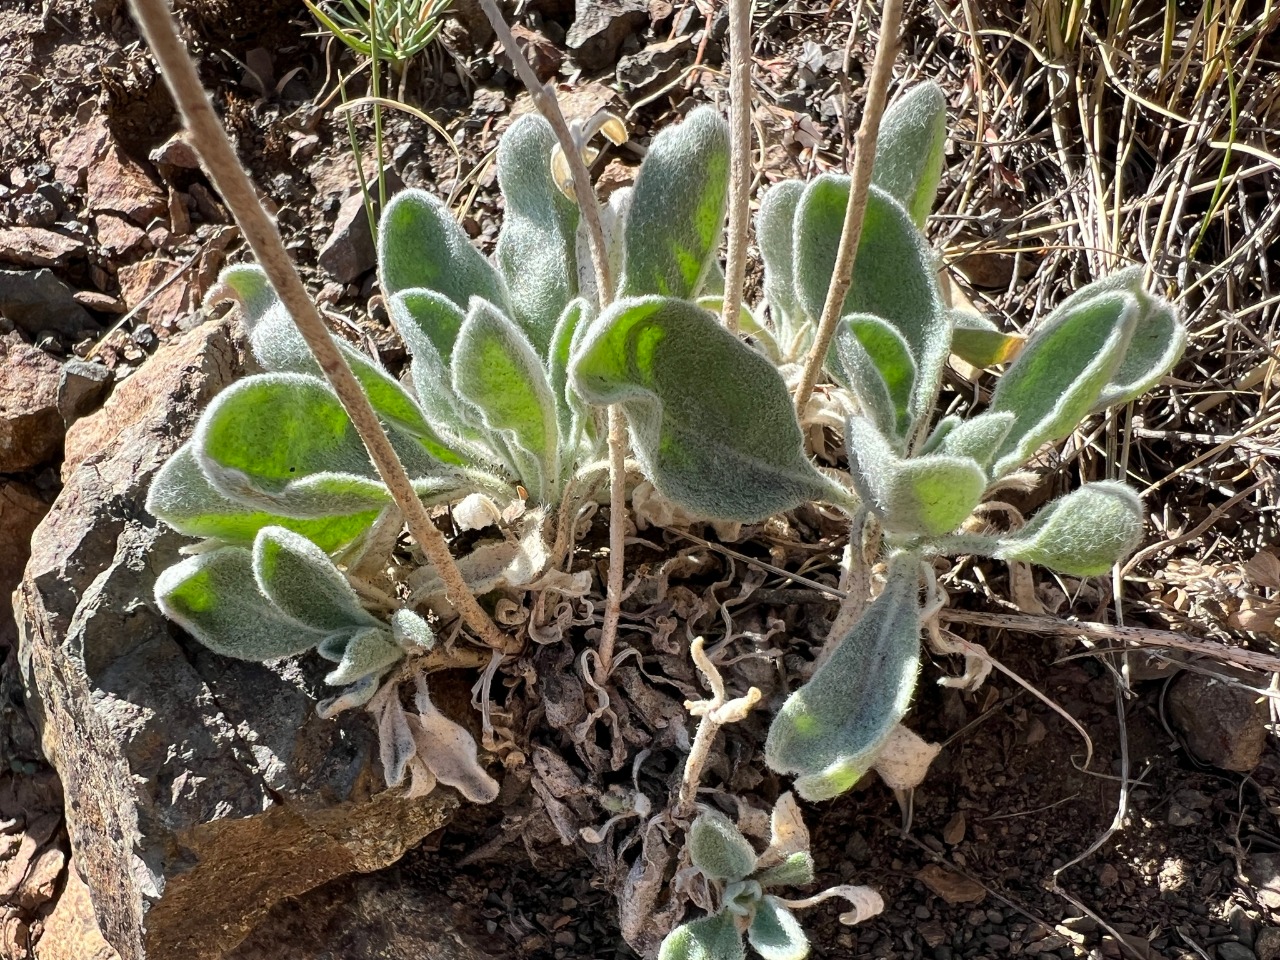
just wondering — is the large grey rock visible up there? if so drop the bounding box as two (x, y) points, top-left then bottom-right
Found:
(15, 320), (457, 960)
(0, 269), (95, 338)
(566, 0), (649, 71)
(0, 331), (65, 472)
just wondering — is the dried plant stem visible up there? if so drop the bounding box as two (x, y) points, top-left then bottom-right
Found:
(792, 0), (904, 415)
(476, 0), (629, 682)
(719, 0), (754, 334)
(675, 638), (761, 818)
(477, 0), (612, 301)
(128, 0), (513, 654)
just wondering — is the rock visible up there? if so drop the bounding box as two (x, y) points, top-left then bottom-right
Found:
(85, 144), (166, 226)
(32, 862), (121, 960)
(149, 135), (202, 175)
(616, 35), (691, 91)
(505, 25), (563, 82)
(0, 228), (87, 268)
(317, 192), (376, 284)
(1256, 928), (1280, 960)
(565, 0), (649, 71)
(0, 333), (65, 472)
(93, 213), (150, 257)
(57, 360), (112, 426)
(1168, 667), (1268, 772)
(0, 481), (52, 647)
(116, 259), (194, 332)
(915, 864), (986, 904)
(53, 117), (111, 192)
(0, 269), (95, 337)
(1218, 944), (1257, 960)
(72, 291), (125, 314)
(1244, 855), (1280, 911)
(227, 872), (501, 960)
(16, 321), (459, 960)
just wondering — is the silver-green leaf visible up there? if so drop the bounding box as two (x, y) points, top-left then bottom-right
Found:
(252, 525), (380, 633)
(994, 481), (1145, 576)
(689, 808), (759, 883)
(155, 547), (323, 661)
(871, 81), (948, 227)
(765, 553), (921, 801)
(659, 910), (746, 960)
(570, 296), (849, 523)
(621, 106), (731, 299)
(747, 897), (809, 960)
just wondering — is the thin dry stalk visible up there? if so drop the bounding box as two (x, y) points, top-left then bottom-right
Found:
(127, 0), (514, 653)
(719, 0), (754, 333)
(475, 0), (629, 682)
(792, 0), (904, 415)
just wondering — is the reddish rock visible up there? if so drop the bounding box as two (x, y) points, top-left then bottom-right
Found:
(86, 144), (166, 226)
(317, 193), (376, 284)
(0, 228), (87, 269)
(148, 134), (201, 174)
(53, 117), (110, 191)
(115, 259), (193, 333)
(0, 334), (64, 472)
(33, 862), (121, 960)
(18, 322), (459, 960)
(0, 480), (52, 646)
(94, 214), (150, 258)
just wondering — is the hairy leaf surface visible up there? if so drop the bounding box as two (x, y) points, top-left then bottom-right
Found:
(147, 443), (379, 549)
(988, 292), (1137, 476)
(836, 314), (917, 445)
(252, 525), (380, 633)
(379, 188), (510, 312)
(689, 808), (758, 882)
(622, 107), (730, 299)
(846, 417), (986, 537)
(765, 553), (921, 801)
(995, 481), (1145, 576)
(155, 548), (323, 661)
(757, 179), (806, 345)
(871, 81), (948, 226)
(452, 300), (560, 501)
(748, 897), (809, 960)
(659, 910), (746, 960)
(571, 297), (846, 522)
(494, 114), (581, 355)
(324, 626), (403, 685)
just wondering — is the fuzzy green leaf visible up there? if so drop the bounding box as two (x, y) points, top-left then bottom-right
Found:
(765, 553), (921, 801)
(949, 311), (1025, 367)
(921, 412), (1015, 470)
(689, 808), (758, 882)
(622, 106), (730, 299)
(747, 897), (809, 960)
(753, 852), (815, 890)
(846, 417), (987, 537)
(155, 547), (324, 661)
(871, 81), (948, 227)
(451, 299), (560, 502)
(659, 910), (746, 960)
(836, 314), (917, 445)
(391, 608), (435, 650)
(1053, 268), (1186, 412)
(218, 265), (463, 463)
(757, 179), (806, 345)
(793, 179), (947, 429)
(147, 443), (379, 549)
(494, 114), (581, 355)
(195, 372), (453, 516)
(571, 297), (846, 523)
(252, 525), (380, 633)
(995, 481), (1145, 576)
(323, 626), (403, 685)
(548, 298), (592, 447)
(988, 292), (1138, 476)
(379, 188), (510, 313)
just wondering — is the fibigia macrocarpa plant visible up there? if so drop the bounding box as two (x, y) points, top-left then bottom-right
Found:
(140, 16), (1184, 954)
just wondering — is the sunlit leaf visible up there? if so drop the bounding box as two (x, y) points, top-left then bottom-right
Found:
(765, 553), (921, 801)
(871, 81), (948, 227)
(252, 525), (380, 633)
(571, 297), (849, 522)
(994, 481), (1145, 576)
(747, 897), (809, 960)
(494, 115), (581, 355)
(659, 910), (746, 960)
(621, 107), (731, 299)
(689, 808), (758, 882)
(836, 314), (917, 445)
(155, 547), (324, 661)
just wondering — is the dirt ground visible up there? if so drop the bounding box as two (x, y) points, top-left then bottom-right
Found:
(3, 0), (1280, 958)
